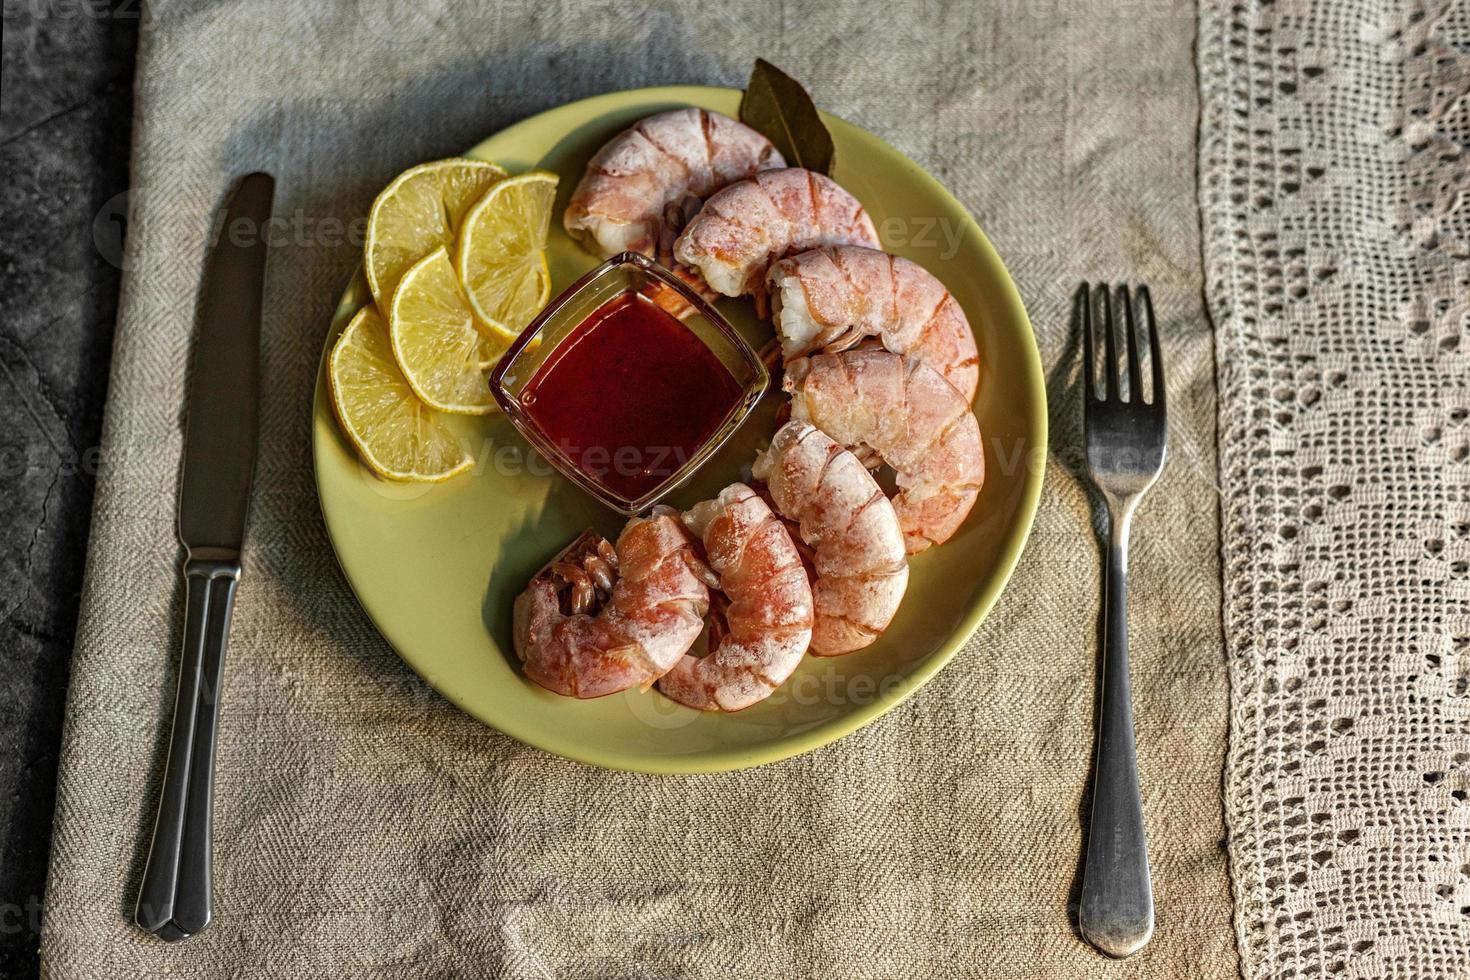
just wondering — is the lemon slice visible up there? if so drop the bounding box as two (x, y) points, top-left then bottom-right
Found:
(365, 158), (508, 308)
(329, 305), (471, 482)
(389, 246), (503, 414)
(455, 171), (558, 336)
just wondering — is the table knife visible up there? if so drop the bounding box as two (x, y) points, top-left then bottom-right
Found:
(134, 171), (273, 942)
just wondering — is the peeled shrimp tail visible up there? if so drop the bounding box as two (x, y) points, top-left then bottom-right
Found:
(657, 484), (814, 711)
(752, 421), (908, 656)
(672, 169), (881, 299)
(786, 349), (985, 554)
(766, 245), (980, 402)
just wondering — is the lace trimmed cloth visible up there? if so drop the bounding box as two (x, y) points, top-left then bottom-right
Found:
(1200, 0), (1470, 976)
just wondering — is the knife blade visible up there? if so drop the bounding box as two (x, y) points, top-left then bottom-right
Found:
(178, 171), (273, 553)
(136, 172), (273, 943)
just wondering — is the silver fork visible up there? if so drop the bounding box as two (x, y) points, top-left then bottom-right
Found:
(1077, 283), (1166, 957)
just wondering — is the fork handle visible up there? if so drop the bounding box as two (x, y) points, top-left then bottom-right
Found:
(1079, 503), (1154, 957)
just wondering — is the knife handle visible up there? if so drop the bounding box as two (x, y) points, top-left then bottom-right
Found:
(135, 554), (239, 942)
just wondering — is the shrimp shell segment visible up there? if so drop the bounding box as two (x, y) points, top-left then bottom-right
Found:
(656, 484), (814, 711)
(752, 421), (909, 656)
(787, 349), (985, 554)
(563, 108), (785, 270)
(672, 169), (881, 299)
(513, 508), (711, 698)
(767, 245), (980, 402)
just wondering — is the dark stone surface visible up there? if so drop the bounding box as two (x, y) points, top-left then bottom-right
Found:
(1, 2), (136, 974)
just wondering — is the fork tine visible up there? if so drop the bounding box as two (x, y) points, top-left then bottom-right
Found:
(1118, 285), (1142, 403)
(1098, 284), (1118, 401)
(1138, 285), (1164, 408)
(1078, 283), (1095, 402)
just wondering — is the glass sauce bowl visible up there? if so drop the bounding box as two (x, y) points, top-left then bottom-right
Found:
(488, 252), (769, 515)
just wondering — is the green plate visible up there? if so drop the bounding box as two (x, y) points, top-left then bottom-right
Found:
(311, 86), (1045, 773)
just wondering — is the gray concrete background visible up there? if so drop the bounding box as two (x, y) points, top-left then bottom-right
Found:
(1, 2), (135, 974)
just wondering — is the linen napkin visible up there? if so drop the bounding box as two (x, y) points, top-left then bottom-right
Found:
(42, 1), (1234, 976)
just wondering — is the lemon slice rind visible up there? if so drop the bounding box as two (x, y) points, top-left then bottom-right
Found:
(455, 171), (558, 338)
(328, 305), (472, 483)
(388, 247), (502, 415)
(365, 158), (508, 309)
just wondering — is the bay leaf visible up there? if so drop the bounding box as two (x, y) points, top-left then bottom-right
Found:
(739, 58), (835, 175)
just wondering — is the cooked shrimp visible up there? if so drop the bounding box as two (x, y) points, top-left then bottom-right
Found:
(751, 421), (908, 655)
(513, 508), (713, 698)
(767, 245), (980, 402)
(656, 484), (814, 711)
(786, 349), (985, 554)
(673, 169), (881, 300)
(563, 108), (784, 272)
